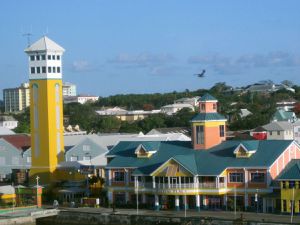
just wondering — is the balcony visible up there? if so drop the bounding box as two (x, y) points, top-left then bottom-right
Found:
(136, 181), (226, 190)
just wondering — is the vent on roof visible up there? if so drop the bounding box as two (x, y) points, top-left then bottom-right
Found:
(135, 144), (156, 158)
(233, 144), (256, 158)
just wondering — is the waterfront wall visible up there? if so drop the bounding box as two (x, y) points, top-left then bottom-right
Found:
(36, 211), (296, 225)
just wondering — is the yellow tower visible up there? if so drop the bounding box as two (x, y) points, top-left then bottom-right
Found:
(25, 37), (65, 184)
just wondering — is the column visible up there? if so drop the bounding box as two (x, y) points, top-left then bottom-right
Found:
(223, 194), (228, 210)
(244, 193), (248, 209)
(196, 194), (200, 211)
(244, 169), (248, 188)
(179, 177), (182, 189)
(108, 191), (113, 205)
(175, 195), (180, 211)
(152, 176), (156, 189)
(216, 176), (219, 188)
(126, 170), (129, 186)
(142, 194), (146, 204)
(155, 194), (159, 211)
(263, 198), (267, 213)
(107, 169), (112, 186)
(194, 176), (198, 189)
(125, 192), (129, 203)
(168, 177), (171, 188)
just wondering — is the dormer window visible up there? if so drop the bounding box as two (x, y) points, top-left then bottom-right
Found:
(135, 144), (157, 158)
(233, 143), (257, 158)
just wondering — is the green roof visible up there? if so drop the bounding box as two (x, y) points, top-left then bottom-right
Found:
(277, 160), (300, 180)
(199, 93), (217, 101)
(106, 140), (293, 176)
(191, 113), (226, 122)
(272, 109), (295, 122)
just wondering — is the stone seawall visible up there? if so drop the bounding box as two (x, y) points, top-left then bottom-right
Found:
(37, 211), (295, 225)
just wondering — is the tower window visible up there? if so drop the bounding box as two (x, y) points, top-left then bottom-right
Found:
(201, 104), (205, 111)
(57, 55), (60, 60)
(41, 55), (46, 60)
(196, 125), (204, 144)
(31, 67), (35, 74)
(213, 103), (216, 110)
(53, 67), (56, 73)
(52, 55), (55, 60)
(57, 67), (61, 73)
(219, 125), (225, 137)
(30, 55), (35, 61)
(48, 67), (52, 73)
(47, 55), (51, 60)
(36, 55), (40, 61)
(42, 66), (46, 73)
(36, 67), (41, 74)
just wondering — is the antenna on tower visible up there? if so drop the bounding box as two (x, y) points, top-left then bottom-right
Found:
(23, 32), (32, 47)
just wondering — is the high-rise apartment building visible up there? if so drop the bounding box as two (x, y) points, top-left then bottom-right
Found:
(3, 83), (30, 113)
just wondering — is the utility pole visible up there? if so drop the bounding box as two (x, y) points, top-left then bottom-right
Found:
(36, 176), (39, 207)
(291, 187), (295, 223)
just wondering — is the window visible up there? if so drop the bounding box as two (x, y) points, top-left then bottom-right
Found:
(36, 55), (40, 60)
(229, 172), (244, 183)
(57, 55), (60, 60)
(219, 125), (225, 137)
(201, 104), (205, 111)
(53, 67), (56, 73)
(26, 156), (31, 163)
(30, 55), (35, 61)
(57, 67), (61, 73)
(250, 172), (265, 183)
(289, 181), (295, 188)
(31, 67), (35, 74)
(52, 55), (55, 60)
(70, 156), (78, 161)
(196, 125), (204, 144)
(36, 67), (41, 74)
(48, 55), (51, 60)
(114, 171), (125, 182)
(213, 103), (216, 110)
(277, 131), (280, 135)
(42, 66), (46, 73)
(83, 145), (90, 151)
(270, 131), (273, 136)
(83, 156), (91, 161)
(41, 55), (46, 60)
(48, 67), (51, 73)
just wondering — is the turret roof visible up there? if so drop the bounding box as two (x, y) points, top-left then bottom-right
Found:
(199, 93), (217, 101)
(24, 36), (65, 53)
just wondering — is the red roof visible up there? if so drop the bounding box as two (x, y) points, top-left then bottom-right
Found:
(0, 134), (31, 151)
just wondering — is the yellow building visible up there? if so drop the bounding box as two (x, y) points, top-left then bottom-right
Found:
(277, 159), (300, 213)
(24, 36), (65, 184)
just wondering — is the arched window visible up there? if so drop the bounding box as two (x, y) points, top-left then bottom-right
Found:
(32, 84), (39, 157)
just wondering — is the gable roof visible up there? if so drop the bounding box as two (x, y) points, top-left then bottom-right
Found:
(263, 121), (293, 131)
(277, 159), (300, 180)
(24, 36), (65, 52)
(191, 113), (226, 122)
(0, 134), (31, 151)
(106, 140), (293, 176)
(272, 109), (296, 122)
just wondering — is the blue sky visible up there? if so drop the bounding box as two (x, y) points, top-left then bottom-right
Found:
(1, 1), (300, 97)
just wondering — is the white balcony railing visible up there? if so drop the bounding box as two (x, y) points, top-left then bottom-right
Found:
(136, 182), (226, 189)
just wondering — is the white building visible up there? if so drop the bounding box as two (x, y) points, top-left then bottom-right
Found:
(276, 100), (296, 111)
(64, 94), (99, 104)
(3, 82), (30, 113)
(263, 121), (294, 140)
(0, 116), (18, 130)
(161, 103), (194, 115)
(174, 96), (200, 107)
(62, 82), (77, 97)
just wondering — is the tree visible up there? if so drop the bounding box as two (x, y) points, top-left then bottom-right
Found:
(92, 117), (121, 133)
(13, 107), (30, 133)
